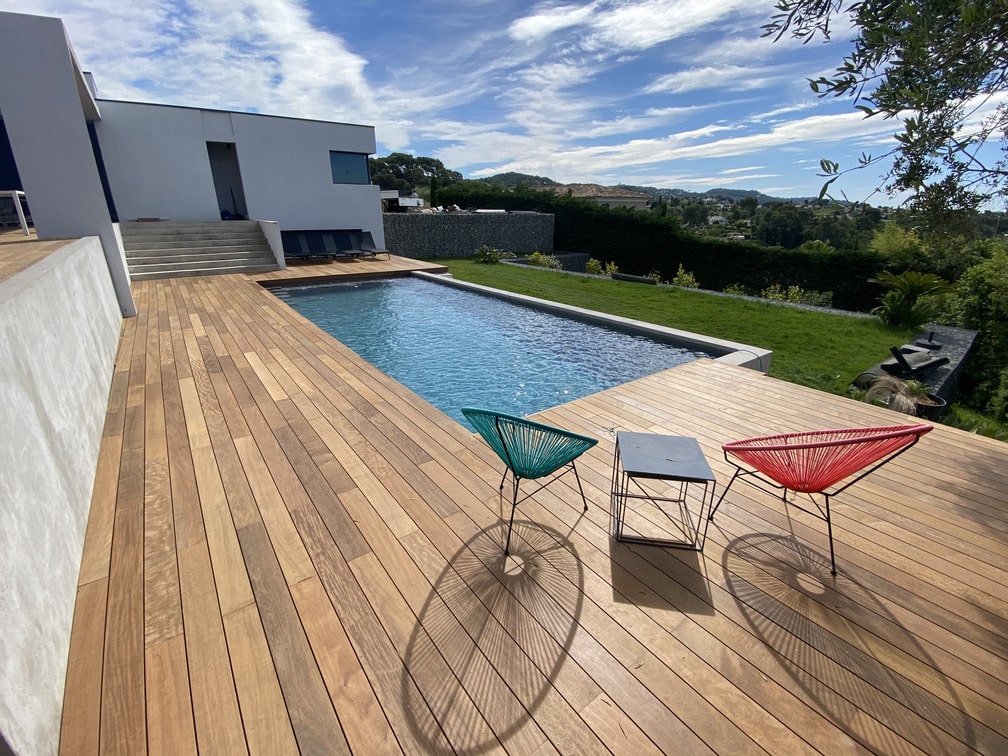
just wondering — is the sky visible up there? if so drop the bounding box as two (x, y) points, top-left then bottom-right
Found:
(7, 0), (911, 200)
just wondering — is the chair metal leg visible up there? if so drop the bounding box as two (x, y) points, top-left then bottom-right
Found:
(823, 493), (836, 575)
(709, 467), (742, 520)
(504, 473), (520, 555)
(570, 462), (589, 513)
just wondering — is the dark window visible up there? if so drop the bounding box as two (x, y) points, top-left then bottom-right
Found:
(329, 151), (370, 184)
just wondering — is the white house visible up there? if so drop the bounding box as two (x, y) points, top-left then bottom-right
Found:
(0, 10), (384, 316)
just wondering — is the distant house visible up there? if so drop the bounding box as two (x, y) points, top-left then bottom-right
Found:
(380, 189), (425, 211)
(551, 183), (652, 210)
(0, 10), (384, 314)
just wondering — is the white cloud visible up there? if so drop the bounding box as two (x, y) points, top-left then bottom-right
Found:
(508, 2), (599, 43)
(645, 65), (789, 95)
(587, 0), (758, 51)
(5, 0), (899, 197)
(9, 0), (378, 123)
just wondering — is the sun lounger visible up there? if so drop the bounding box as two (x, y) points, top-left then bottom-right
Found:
(880, 345), (949, 377)
(359, 231), (390, 259)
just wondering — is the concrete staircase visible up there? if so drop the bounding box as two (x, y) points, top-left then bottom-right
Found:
(119, 220), (278, 280)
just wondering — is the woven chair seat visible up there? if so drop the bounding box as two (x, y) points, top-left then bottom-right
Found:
(462, 408), (598, 554)
(716, 423), (933, 574)
(724, 424), (933, 493)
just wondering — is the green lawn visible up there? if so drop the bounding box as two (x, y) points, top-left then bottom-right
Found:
(434, 259), (915, 397)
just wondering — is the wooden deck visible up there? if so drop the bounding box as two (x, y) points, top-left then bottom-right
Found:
(60, 258), (1008, 754)
(0, 228), (69, 282)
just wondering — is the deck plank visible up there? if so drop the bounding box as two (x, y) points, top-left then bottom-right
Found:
(61, 261), (1008, 755)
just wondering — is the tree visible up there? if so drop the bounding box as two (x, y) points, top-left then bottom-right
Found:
(869, 222), (928, 270)
(681, 200), (709, 227)
(368, 153), (462, 193)
(765, 1), (1008, 227)
(754, 203), (812, 248)
(738, 196), (759, 218)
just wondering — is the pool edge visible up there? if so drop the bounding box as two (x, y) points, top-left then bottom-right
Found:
(411, 270), (773, 374)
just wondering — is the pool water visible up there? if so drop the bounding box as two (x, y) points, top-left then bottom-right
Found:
(273, 277), (708, 424)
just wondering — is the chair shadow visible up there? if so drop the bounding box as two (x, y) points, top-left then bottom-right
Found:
(401, 520), (584, 754)
(722, 532), (976, 754)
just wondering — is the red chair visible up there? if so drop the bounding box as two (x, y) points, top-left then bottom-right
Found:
(710, 424), (933, 574)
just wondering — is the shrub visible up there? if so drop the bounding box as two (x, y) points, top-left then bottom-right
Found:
(436, 180), (887, 310)
(949, 249), (1008, 421)
(527, 251), (562, 269)
(646, 269), (665, 284)
(474, 245), (505, 263)
(760, 283), (833, 307)
(671, 264), (699, 288)
(586, 258), (618, 276)
(723, 283), (748, 296)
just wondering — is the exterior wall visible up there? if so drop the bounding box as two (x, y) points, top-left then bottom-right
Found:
(383, 212), (554, 258)
(0, 238), (122, 756)
(96, 102), (222, 221)
(0, 12), (135, 317)
(95, 102), (384, 243)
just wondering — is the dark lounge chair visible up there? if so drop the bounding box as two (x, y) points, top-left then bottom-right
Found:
(359, 231), (390, 260)
(880, 345), (949, 378)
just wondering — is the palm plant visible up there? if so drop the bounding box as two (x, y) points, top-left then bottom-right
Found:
(869, 270), (954, 328)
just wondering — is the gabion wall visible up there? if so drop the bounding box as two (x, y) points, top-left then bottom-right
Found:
(383, 212), (554, 258)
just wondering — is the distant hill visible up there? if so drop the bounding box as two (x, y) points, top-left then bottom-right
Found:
(478, 173), (810, 204)
(617, 184), (804, 205)
(480, 172), (558, 188)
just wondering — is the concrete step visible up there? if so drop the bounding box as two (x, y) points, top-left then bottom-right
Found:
(127, 250), (274, 264)
(130, 263), (279, 281)
(123, 234), (269, 249)
(121, 220), (278, 279)
(125, 241), (272, 256)
(120, 220), (261, 233)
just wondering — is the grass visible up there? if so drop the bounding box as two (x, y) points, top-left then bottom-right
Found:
(435, 259), (915, 397)
(430, 259), (1008, 442)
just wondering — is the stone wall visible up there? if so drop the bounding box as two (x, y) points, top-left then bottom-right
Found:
(383, 211), (554, 258)
(0, 237), (122, 756)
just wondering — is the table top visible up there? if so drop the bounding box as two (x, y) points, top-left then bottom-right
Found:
(616, 432), (715, 483)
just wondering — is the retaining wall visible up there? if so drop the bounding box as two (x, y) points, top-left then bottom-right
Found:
(0, 238), (122, 756)
(383, 212), (554, 258)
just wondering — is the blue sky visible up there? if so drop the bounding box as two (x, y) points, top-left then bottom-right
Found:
(11, 0), (908, 200)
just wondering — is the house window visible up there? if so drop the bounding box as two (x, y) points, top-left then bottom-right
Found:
(329, 151), (370, 184)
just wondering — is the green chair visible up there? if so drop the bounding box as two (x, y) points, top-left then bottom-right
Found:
(461, 408), (598, 554)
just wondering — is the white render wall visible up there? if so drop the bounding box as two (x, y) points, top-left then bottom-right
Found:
(0, 12), (135, 318)
(95, 101), (384, 245)
(93, 101), (222, 221)
(0, 238), (122, 756)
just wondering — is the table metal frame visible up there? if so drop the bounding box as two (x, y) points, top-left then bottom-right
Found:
(610, 432), (715, 550)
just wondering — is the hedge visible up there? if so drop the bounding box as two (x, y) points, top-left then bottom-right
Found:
(438, 182), (887, 311)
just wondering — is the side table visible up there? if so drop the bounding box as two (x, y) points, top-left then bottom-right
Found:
(610, 432), (715, 549)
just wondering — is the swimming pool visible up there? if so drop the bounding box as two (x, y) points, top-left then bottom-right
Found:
(273, 276), (711, 424)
